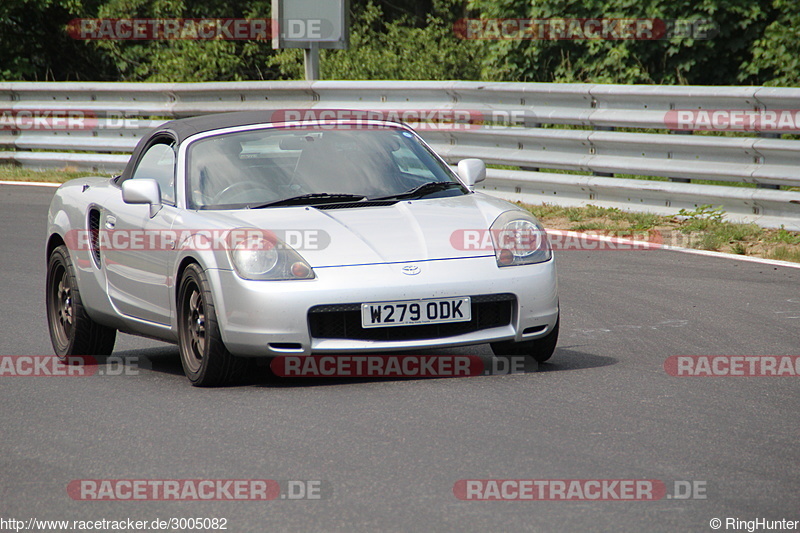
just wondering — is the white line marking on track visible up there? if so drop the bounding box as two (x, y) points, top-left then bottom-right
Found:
(0, 180), (60, 188)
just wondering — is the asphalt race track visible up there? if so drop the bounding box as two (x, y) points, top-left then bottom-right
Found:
(1, 183), (798, 532)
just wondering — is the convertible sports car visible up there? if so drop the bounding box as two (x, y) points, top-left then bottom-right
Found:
(46, 111), (559, 386)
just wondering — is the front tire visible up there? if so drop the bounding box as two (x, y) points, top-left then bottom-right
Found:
(46, 244), (116, 358)
(490, 316), (559, 362)
(177, 264), (244, 387)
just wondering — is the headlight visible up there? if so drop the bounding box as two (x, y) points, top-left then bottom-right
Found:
(490, 211), (552, 267)
(228, 229), (315, 280)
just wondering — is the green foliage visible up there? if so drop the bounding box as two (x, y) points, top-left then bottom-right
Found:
(570, 221), (626, 231)
(695, 232), (724, 250)
(1, 0), (799, 86)
(719, 223), (761, 242)
(626, 212), (662, 230)
(677, 207), (762, 251)
(730, 242), (747, 255)
(739, 0), (800, 86)
(677, 204), (725, 221)
(0, 0), (118, 80)
(92, 0), (275, 81)
(768, 226), (800, 245)
(0, 164), (100, 181)
(677, 204), (725, 232)
(770, 245), (800, 262)
(465, 0), (790, 86)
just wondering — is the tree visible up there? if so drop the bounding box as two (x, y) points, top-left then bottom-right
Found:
(91, 0), (277, 81)
(0, 0), (117, 81)
(0, 0), (798, 86)
(466, 0), (778, 86)
(740, 0), (800, 86)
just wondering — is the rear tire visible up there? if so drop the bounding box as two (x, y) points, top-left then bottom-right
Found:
(46, 244), (116, 359)
(490, 316), (559, 363)
(177, 263), (244, 387)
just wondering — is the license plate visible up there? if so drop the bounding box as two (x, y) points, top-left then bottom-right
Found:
(361, 297), (471, 328)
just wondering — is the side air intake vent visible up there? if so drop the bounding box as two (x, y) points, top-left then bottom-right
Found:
(88, 208), (101, 267)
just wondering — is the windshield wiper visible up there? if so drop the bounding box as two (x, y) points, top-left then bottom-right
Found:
(370, 181), (464, 202)
(250, 193), (366, 209)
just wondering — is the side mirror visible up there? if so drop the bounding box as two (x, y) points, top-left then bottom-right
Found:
(457, 159), (486, 189)
(122, 179), (162, 217)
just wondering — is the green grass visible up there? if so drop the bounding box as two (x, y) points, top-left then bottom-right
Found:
(712, 223), (762, 243)
(0, 165), (101, 183)
(770, 246), (800, 262)
(768, 226), (800, 245)
(731, 243), (748, 255)
(527, 203), (585, 220)
(522, 201), (800, 263)
(694, 232), (725, 251)
(625, 212), (663, 230)
(569, 221), (628, 232)
(529, 203), (669, 230)
(678, 208), (763, 251)
(486, 164), (522, 171)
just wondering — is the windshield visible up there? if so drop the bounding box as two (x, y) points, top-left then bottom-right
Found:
(186, 125), (465, 209)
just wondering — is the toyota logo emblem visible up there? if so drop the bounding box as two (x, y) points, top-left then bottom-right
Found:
(401, 265), (421, 276)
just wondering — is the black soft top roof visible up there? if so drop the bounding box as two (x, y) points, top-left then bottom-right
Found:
(154, 110), (288, 143)
(120, 111), (283, 179)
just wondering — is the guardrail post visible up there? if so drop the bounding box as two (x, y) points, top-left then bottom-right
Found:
(756, 131), (782, 190)
(668, 130), (692, 183)
(592, 126), (613, 177)
(520, 119), (540, 172)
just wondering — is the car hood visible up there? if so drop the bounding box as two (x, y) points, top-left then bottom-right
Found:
(199, 193), (518, 267)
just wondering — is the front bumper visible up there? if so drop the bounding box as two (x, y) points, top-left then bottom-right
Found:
(206, 255), (558, 356)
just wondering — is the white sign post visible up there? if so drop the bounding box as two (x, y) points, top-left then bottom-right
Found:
(272, 0), (349, 80)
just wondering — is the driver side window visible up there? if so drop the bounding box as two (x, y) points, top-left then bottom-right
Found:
(133, 141), (176, 205)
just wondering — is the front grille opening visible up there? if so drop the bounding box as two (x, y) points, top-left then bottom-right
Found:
(88, 208), (101, 267)
(522, 325), (547, 335)
(308, 294), (515, 342)
(268, 343), (304, 352)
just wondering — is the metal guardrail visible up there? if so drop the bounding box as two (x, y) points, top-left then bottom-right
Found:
(1, 81), (799, 228)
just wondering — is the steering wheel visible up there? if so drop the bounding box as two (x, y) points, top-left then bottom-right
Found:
(211, 181), (277, 205)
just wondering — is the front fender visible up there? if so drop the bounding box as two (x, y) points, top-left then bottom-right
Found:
(171, 231), (236, 335)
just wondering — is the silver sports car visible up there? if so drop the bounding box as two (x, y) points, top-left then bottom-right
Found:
(46, 112), (559, 386)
